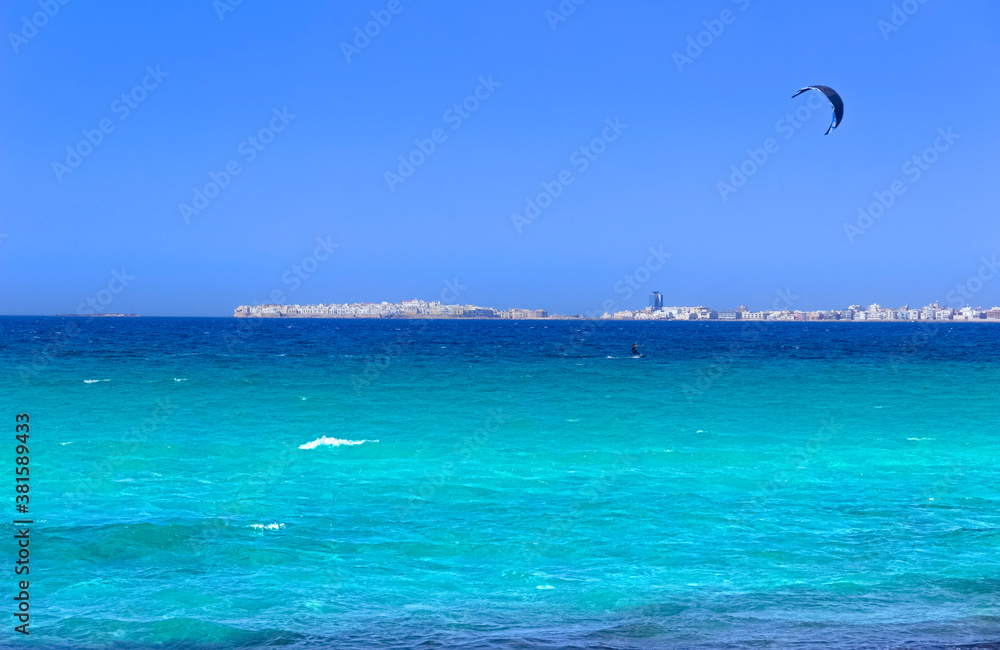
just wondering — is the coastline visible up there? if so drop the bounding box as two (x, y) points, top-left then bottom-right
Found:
(230, 313), (1000, 323)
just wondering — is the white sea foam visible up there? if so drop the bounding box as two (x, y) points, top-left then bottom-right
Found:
(83, 379), (109, 383)
(173, 378), (187, 382)
(250, 523), (285, 531)
(536, 585), (555, 590)
(298, 437), (379, 450)
(907, 437), (935, 441)
(60, 442), (73, 446)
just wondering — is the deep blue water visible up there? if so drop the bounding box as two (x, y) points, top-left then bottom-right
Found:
(2, 316), (999, 648)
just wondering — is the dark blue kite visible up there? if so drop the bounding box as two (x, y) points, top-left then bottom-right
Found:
(792, 85), (844, 135)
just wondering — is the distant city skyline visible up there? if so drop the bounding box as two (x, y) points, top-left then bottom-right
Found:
(230, 296), (1000, 322)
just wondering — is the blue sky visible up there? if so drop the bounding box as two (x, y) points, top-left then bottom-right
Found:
(2, 0), (998, 316)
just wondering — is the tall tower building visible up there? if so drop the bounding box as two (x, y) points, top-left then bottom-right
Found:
(649, 291), (663, 311)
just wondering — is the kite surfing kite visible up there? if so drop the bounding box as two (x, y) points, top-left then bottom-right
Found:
(791, 85), (843, 135)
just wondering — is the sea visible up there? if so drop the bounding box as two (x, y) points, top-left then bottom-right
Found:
(2, 316), (999, 649)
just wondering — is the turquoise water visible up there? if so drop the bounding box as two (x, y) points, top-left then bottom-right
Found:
(3, 317), (999, 648)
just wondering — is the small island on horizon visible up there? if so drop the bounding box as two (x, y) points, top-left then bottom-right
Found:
(53, 313), (141, 318)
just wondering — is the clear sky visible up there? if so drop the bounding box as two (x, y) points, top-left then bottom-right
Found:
(2, 0), (998, 316)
